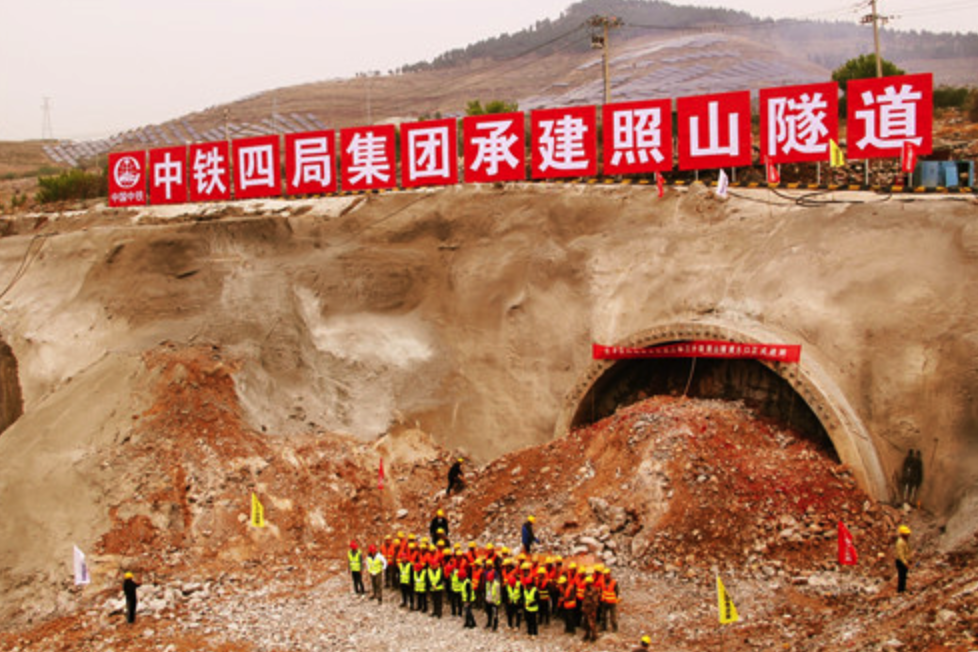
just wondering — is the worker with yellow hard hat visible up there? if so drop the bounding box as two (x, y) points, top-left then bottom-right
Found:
(632, 635), (652, 650)
(521, 515), (540, 555)
(123, 571), (140, 624)
(447, 456), (464, 496)
(896, 524), (913, 593)
(429, 508), (449, 543)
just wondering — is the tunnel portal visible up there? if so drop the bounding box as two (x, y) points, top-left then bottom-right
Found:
(556, 321), (888, 499)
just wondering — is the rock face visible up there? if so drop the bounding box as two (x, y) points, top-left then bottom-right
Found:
(1, 186), (978, 641)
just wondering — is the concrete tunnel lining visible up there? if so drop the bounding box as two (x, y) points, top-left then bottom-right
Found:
(555, 320), (888, 501)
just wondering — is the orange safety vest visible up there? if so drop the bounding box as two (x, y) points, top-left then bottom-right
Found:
(472, 567), (483, 591)
(562, 582), (577, 609)
(575, 577), (587, 601)
(601, 579), (619, 604)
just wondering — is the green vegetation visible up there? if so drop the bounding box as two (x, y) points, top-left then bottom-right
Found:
(465, 100), (519, 116)
(35, 168), (107, 204)
(933, 86), (972, 110)
(831, 54), (906, 92)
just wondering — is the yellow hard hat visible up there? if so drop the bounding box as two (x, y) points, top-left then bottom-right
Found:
(457, 457), (464, 463)
(124, 572), (134, 579)
(501, 547), (510, 554)
(393, 538), (401, 544)
(602, 567), (611, 574)
(397, 531), (405, 538)
(408, 542), (416, 549)
(898, 524), (912, 535)
(558, 576), (567, 584)
(544, 556), (553, 564)
(537, 567), (546, 575)
(486, 543), (494, 550)
(521, 562), (531, 570)
(408, 534), (416, 540)
(475, 558), (484, 565)
(384, 534), (391, 540)
(468, 541), (476, 548)
(421, 537), (429, 543)
(585, 576), (594, 584)
(453, 542), (462, 548)
(503, 558), (514, 566)
(528, 515), (536, 523)
(641, 635), (652, 646)
(554, 556), (563, 563)
(454, 549), (463, 556)
(568, 562), (577, 570)
(436, 509), (444, 517)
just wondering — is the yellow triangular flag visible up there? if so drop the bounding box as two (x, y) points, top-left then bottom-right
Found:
(717, 575), (740, 624)
(829, 139), (846, 168)
(250, 492), (265, 528)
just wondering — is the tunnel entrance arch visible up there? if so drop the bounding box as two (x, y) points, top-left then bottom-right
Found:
(555, 321), (887, 500)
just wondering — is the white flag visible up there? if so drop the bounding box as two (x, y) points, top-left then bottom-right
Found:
(716, 170), (729, 198)
(73, 545), (90, 585)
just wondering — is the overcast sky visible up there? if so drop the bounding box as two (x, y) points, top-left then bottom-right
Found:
(1, 0), (974, 142)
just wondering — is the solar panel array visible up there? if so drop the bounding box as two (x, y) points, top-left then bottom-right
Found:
(42, 112), (332, 165)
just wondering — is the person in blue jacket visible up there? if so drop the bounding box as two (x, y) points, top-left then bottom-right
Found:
(521, 515), (539, 554)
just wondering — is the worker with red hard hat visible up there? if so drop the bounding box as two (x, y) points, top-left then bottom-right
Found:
(348, 541), (365, 595)
(366, 543), (387, 603)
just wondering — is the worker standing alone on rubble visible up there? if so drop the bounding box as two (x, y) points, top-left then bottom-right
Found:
(446, 458), (464, 496)
(895, 525), (913, 593)
(122, 572), (140, 624)
(521, 515), (539, 554)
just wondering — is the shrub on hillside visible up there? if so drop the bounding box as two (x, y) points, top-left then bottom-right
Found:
(35, 168), (107, 204)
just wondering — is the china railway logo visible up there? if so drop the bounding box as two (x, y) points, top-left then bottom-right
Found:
(113, 156), (142, 189)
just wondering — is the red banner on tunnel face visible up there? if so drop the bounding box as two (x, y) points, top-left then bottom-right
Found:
(593, 341), (801, 363)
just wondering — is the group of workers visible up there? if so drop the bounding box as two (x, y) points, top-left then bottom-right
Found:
(345, 511), (621, 642)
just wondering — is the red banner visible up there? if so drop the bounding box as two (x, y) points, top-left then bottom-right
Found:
(846, 73), (933, 160)
(463, 112), (526, 183)
(285, 130), (336, 195)
(232, 135), (281, 199)
(593, 341), (801, 363)
(677, 91), (752, 170)
(149, 146), (187, 205)
(531, 106), (598, 179)
(188, 141), (231, 202)
(108, 151), (146, 207)
(402, 118), (458, 188)
(759, 82), (838, 164)
(340, 125), (396, 192)
(603, 99), (673, 175)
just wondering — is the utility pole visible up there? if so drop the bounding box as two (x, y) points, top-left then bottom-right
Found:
(861, 0), (890, 78)
(588, 15), (623, 105)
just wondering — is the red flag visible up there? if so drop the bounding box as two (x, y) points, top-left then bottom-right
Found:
(766, 160), (780, 185)
(901, 141), (917, 174)
(838, 520), (857, 566)
(656, 173), (664, 198)
(379, 458), (385, 491)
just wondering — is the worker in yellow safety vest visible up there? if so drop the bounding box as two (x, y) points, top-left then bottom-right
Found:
(366, 544), (387, 603)
(348, 541), (365, 595)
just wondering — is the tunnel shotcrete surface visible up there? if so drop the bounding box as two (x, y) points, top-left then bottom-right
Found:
(1, 183), (977, 650)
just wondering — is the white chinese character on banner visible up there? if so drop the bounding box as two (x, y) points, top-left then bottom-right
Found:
(239, 145), (275, 189)
(470, 120), (519, 175)
(856, 84), (923, 151)
(153, 152), (182, 200)
(538, 115), (589, 171)
(408, 127), (451, 180)
(193, 148), (227, 195)
(611, 108), (664, 165)
(292, 137), (332, 188)
(690, 101), (739, 157)
(767, 93), (829, 157)
(346, 132), (391, 185)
